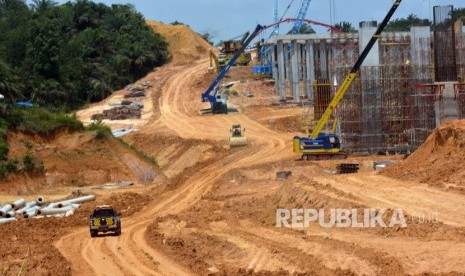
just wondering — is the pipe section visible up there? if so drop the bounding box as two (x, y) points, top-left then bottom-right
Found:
(11, 198), (26, 210)
(0, 205), (13, 217)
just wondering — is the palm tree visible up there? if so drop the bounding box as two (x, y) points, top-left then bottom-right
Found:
(335, 21), (356, 33)
(30, 0), (58, 14)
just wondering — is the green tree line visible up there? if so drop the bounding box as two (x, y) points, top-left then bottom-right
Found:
(0, 0), (168, 110)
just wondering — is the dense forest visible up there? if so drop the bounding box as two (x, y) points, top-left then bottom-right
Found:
(0, 0), (168, 110)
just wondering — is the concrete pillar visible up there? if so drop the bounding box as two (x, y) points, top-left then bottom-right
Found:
(291, 40), (300, 102)
(277, 40), (286, 101)
(305, 41), (315, 102)
(410, 26), (432, 81)
(359, 21), (380, 66)
(271, 44), (278, 95)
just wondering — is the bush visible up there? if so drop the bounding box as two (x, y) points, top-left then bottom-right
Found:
(4, 107), (83, 134)
(86, 119), (111, 138)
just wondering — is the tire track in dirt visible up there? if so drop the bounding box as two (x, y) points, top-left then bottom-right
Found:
(56, 60), (292, 275)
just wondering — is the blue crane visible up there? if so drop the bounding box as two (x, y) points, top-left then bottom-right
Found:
(202, 25), (265, 114)
(290, 0), (312, 34)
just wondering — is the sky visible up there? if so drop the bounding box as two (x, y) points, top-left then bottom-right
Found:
(27, 0), (465, 43)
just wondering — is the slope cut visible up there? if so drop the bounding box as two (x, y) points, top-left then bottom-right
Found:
(146, 20), (211, 65)
(383, 120), (465, 186)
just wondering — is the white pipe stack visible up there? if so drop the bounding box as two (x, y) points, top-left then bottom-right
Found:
(16, 202), (37, 215)
(4, 211), (15, 218)
(24, 210), (37, 219)
(37, 206), (75, 216)
(56, 195), (96, 206)
(22, 206), (40, 216)
(0, 205), (13, 217)
(36, 196), (45, 206)
(1, 194), (94, 222)
(11, 198), (25, 210)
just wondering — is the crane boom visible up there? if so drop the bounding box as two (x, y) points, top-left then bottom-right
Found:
(291, 0), (312, 34)
(294, 0), (403, 160)
(309, 0), (402, 139)
(202, 24), (265, 113)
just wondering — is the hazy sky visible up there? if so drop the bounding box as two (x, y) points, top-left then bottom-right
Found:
(26, 0), (465, 42)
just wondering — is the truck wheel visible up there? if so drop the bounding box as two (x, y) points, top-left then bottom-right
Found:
(90, 230), (98, 238)
(115, 226), (121, 236)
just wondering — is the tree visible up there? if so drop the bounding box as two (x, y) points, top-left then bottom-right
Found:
(289, 23), (315, 34)
(0, 61), (22, 102)
(200, 29), (218, 45)
(453, 7), (465, 20)
(385, 14), (431, 32)
(0, 0), (169, 109)
(335, 21), (356, 33)
(30, 0), (57, 14)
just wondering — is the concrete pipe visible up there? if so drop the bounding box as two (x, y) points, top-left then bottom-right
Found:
(57, 202), (82, 208)
(65, 209), (75, 217)
(4, 211), (15, 218)
(24, 210), (37, 219)
(22, 206), (40, 215)
(16, 202), (37, 214)
(0, 218), (16, 224)
(57, 195), (96, 206)
(37, 206), (74, 216)
(36, 196), (45, 205)
(11, 198), (26, 210)
(0, 205), (13, 217)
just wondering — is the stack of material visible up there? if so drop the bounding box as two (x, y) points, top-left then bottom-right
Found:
(124, 90), (146, 98)
(124, 82), (151, 98)
(92, 106), (141, 120)
(0, 195), (96, 224)
(336, 163), (360, 174)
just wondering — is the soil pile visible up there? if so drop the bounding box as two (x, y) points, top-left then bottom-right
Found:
(146, 20), (211, 65)
(383, 120), (465, 186)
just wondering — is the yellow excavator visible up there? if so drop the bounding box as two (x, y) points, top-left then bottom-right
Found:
(294, 0), (402, 160)
(208, 49), (220, 73)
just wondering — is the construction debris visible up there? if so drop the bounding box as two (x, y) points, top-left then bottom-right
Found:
(276, 171), (292, 180)
(373, 160), (395, 171)
(336, 163), (360, 174)
(92, 106), (141, 120)
(112, 127), (137, 138)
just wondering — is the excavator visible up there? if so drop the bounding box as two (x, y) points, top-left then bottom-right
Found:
(201, 25), (265, 114)
(294, 0), (402, 160)
(208, 49), (220, 73)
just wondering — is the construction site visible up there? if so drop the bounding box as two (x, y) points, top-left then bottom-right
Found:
(3, 0), (465, 275)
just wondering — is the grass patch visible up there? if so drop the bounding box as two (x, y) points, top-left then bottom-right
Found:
(116, 138), (158, 167)
(5, 106), (83, 134)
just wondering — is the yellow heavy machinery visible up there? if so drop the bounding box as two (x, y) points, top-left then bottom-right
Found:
(208, 49), (220, 73)
(229, 124), (247, 147)
(293, 0), (402, 160)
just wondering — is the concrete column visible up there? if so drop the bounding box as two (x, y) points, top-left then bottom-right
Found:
(291, 40), (300, 102)
(410, 26), (431, 81)
(277, 40), (286, 101)
(271, 44), (278, 95)
(359, 21), (379, 66)
(305, 41), (315, 102)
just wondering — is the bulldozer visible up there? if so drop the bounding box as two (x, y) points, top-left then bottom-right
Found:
(229, 125), (247, 147)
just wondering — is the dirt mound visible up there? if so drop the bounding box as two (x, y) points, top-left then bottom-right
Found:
(383, 120), (465, 186)
(146, 20), (211, 65)
(2, 130), (158, 194)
